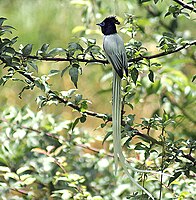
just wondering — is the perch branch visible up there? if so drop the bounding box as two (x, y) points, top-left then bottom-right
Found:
(27, 40), (196, 64)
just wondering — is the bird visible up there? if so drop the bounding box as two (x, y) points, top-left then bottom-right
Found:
(96, 16), (169, 200)
(96, 16), (129, 173)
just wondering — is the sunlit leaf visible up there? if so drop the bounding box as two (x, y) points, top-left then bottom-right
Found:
(23, 177), (36, 185)
(31, 148), (47, 155)
(0, 166), (10, 172)
(5, 172), (19, 180)
(17, 166), (32, 175)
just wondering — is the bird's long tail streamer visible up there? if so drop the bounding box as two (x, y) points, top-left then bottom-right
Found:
(112, 69), (171, 200)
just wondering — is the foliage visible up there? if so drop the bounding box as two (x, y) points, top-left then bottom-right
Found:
(0, 0), (196, 199)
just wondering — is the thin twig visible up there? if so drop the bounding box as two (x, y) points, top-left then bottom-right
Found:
(130, 40), (196, 62)
(0, 117), (160, 163)
(173, 0), (196, 13)
(10, 188), (30, 196)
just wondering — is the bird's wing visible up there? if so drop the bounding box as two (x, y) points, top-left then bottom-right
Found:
(103, 34), (128, 78)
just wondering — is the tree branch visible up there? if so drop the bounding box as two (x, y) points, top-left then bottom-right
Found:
(27, 55), (108, 64)
(11, 66), (110, 121)
(130, 40), (196, 62)
(173, 0), (196, 13)
(27, 40), (196, 64)
(13, 41), (196, 132)
(49, 91), (109, 120)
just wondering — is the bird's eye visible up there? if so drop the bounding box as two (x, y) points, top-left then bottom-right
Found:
(100, 22), (105, 27)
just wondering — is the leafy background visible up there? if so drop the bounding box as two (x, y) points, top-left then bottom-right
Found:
(0, 0), (195, 199)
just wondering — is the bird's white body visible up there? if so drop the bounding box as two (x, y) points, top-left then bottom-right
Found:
(103, 34), (128, 78)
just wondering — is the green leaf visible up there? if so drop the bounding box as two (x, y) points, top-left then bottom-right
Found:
(80, 101), (88, 112)
(75, 94), (82, 104)
(68, 42), (83, 52)
(181, 11), (190, 18)
(145, 151), (150, 159)
(154, 0), (159, 4)
(5, 172), (19, 180)
(11, 36), (18, 44)
(0, 78), (5, 86)
(127, 114), (135, 126)
(16, 166), (32, 174)
(72, 117), (80, 131)
(148, 70), (154, 82)
(41, 43), (50, 52)
(140, 0), (151, 3)
(5, 47), (15, 54)
(168, 171), (182, 185)
(22, 44), (33, 56)
(61, 66), (70, 77)
(192, 75), (196, 82)
(47, 47), (65, 57)
(167, 131), (174, 141)
(60, 89), (77, 98)
(80, 115), (86, 123)
(135, 142), (147, 150)
(49, 70), (60, 76)
(69, 66), (78, 88)
(23, 177), (36, 185)
(0, 166), (10, 172)
(102, 131), (112, 144)
(0, 17), (7, 25)
(92, 196), (104, 200)
(36, 96), (47, 108)
(131, 67), (139, 85)
(28, 60), (38, 72)
(189, 166), (196, 173)
(100, 123), (106, 128)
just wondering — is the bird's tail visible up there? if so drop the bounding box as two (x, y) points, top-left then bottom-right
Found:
(112, 69), (122, 175)
(112, 70), (155, 199)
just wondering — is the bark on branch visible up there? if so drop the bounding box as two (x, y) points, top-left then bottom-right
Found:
(173, 0), (196, 13)
(27, 40), (196, 65)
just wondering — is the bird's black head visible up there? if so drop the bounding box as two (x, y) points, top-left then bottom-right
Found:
(97, 16), (120, 35)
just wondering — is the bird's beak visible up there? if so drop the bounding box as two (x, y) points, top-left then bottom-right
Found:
(96, 22), (104, 27)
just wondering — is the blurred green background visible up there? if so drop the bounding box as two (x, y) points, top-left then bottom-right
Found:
(0, 0), (195, 136)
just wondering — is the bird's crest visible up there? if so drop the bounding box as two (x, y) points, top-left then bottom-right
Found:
(105, 16), (120, 25)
